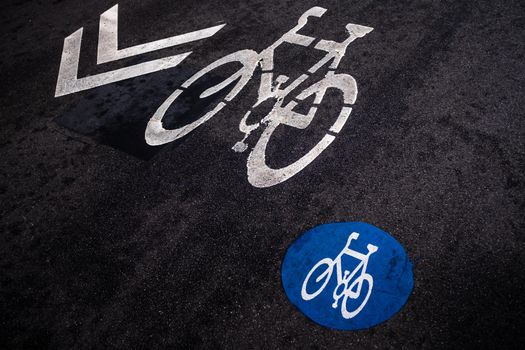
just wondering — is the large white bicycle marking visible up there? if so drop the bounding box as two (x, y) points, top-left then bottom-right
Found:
(301, 232), (378, 319)
(145, 7), (373, 187)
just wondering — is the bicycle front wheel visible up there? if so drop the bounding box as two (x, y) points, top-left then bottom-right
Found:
(247, 71), (357, 188)
(341, 273), (373, 319)
(145, 49), (259, 146)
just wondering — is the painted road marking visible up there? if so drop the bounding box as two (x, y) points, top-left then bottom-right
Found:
(55, 5), (374, 188)
(144, 7), (373, 188)
(281, 222), (413, 330)
(97, 5), (225, 64)
(301, 231), (378, 320)
(55, 4), (225, 97)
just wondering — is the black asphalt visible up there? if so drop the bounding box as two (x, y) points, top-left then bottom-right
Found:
(1, 0), (524, 348)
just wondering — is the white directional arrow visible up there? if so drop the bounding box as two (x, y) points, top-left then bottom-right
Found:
(55, 4), (225, 97)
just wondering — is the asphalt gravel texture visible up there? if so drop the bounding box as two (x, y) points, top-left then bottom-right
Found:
(1, 0), (524, 348)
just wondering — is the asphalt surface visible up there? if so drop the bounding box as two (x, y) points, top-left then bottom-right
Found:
(1, 0), (524, 348)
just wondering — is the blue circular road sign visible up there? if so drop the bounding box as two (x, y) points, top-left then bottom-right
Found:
(281, 222), (413, 330)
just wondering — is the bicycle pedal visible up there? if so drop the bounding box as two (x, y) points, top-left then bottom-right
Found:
(232, 141), (248, 153)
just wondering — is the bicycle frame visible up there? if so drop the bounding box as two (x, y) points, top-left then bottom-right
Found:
(331, 233), (378, 305)
(237, 7), (373, 137)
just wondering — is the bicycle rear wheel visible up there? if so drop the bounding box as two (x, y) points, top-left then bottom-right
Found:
(301, 258), (334, 301)
(145, 49), (259, 146)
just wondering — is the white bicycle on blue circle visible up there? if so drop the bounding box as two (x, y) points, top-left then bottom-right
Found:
(301, 232), (378, 319)
(145, 7), (373, 188)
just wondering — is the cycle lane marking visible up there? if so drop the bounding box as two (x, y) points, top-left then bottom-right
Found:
(54, 4), (375, 188)
(281, 222), (413, 330)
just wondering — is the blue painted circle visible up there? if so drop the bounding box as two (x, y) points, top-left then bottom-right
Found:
(281, 222), (413, 330)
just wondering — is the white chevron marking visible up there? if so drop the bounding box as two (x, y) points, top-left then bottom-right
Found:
(55, 3), (225, 97)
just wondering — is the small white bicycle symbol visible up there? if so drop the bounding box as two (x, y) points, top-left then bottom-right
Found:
(301, 232), (378, 319)
(145, 7), (373, 188)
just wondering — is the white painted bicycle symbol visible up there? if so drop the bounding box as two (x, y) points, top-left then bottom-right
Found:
(145, 7), (373, 187)
(301, 232), (378, 319)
